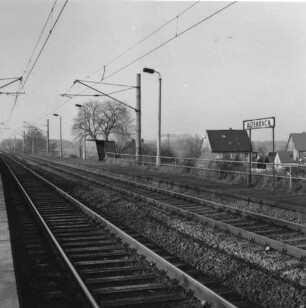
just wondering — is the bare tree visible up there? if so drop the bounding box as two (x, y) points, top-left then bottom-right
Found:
(24, 128), (47, 153)
(72, 101), (102, 141)
(111, 107), (134, 150)
(72, 100), (133, 142)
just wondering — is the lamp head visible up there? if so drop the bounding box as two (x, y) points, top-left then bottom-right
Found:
(143, 67), (155, 74)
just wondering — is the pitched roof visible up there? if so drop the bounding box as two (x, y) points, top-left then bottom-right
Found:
(206, 130), (251, 153)
(276, 151), (295, 164)
(288, 133), (306, 151)
(266, 152), (276, 163)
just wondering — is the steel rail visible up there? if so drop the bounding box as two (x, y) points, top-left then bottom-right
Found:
(18, 154), (306, 260)
(0, 156), (101, 308)
(4, 153), (239, 308)
(17, 153), (306, 233)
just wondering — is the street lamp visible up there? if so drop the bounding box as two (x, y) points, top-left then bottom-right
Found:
(75, 104), (86, 160)
(23, 120), (49, 153)
(53, 114), (62, 158)
(143, 67), (162, 167)
(31, 128), (38, 154)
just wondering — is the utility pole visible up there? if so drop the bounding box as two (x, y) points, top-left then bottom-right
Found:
(23, 131), (25, 153)
(47, 119), (49, 153)
(31, 131), (34, 154)
(162, 133), (176, 148)
(74, 78), (141, 161)
(136, 74), (141, 161)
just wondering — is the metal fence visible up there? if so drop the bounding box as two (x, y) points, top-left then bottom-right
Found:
(106, 152), (306, 191)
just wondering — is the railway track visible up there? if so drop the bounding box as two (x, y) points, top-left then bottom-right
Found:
(0, 155), (193, 308)
(19, 154), (306, 261)
(0, 153), (259, 308)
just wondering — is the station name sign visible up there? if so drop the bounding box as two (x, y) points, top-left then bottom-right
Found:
(243, 117), (275, 130)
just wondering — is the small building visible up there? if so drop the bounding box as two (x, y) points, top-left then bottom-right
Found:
(200, 129), (254, 161)
(274, 151), (296, 171)
(94, 140), (116, 160)
(286, 133), (306, 162)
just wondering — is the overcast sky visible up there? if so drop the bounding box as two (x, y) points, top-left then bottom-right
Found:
(1, 0), (306, 143)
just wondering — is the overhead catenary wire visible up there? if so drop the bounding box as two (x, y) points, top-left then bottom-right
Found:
(76, 80), (137, 88)
(8, 0), (69, 121)
(87, 0), (200, 79)
(21, 0), (58, 78)
(20, 0), (69, 92)
(46, 86), (135, 119)
(0, 77), (22, 81)
(42, 1), (236, 120)
(104, 1), (237, 81)
(59, 0), (200, 100)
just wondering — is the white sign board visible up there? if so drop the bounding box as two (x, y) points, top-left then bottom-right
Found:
(243, 117), (275, 130)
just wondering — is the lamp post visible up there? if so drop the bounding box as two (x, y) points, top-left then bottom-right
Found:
(75, 104), (86, 160)
(23, 120), (49, 153)
(53, 114), (62, 158)
(31, 128), (38, 154)
(143, 67), (162, 167)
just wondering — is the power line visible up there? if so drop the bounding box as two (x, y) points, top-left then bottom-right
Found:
(104, 1), (236, 80)
(87, 1), (200, 79)
(20, 0), (69, 92)
(9, 0), (69, 121)
(0, 77), (22, 81)
(57, 1), (202, 107)
(76, 80), (136, 88)
(21, 0), (58, 77)
(0, 77), (22, 90)
(43, 2), (236, 120)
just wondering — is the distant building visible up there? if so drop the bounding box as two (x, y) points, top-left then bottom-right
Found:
(286, 133), (306, 162)
(274, 151), (295, 170)
(200, 129), (254, 161)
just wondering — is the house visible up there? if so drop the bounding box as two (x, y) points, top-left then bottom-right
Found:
(200, 129), (254, 161)
(274, 151), (296, 171)
(286, 133), (306, 162)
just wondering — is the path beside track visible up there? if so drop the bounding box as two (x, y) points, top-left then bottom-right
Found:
(0, 173), (19, 308)
(34, 156), (306, 214)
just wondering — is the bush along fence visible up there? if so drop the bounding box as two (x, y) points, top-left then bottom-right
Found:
(106, 152), (306, 192)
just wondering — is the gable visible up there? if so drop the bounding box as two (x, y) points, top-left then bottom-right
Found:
(276, 151), (295, 164)
(287, 133), (306, 151)
(206, 130), (251, 153)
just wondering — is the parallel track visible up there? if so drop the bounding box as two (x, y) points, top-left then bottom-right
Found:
(20, 154), (306, 261)
(0, 155), (191, 307)
(1, 153), (259, 307)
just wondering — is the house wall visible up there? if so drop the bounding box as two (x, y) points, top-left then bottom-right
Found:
(201, 133), (212, 153)
(287, 136), (299, 161)
(274, 155), (282, 171)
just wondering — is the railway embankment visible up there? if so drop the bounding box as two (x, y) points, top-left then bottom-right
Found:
(30, 160), (306, 308)
(29, 156), (306, 223)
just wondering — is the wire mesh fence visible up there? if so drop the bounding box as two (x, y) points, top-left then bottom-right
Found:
(106, 152), (306, 191)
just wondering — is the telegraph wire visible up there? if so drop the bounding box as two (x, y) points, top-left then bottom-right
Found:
(75, 80), (136, 88)
(0, 77), (22, 81)
(21, 0), (58, 77)
(61, 86), (135, 98)
(42, 1), (236, 120)
(45, 86), (135, 119)
(20, 0), (69, 92)
(87, 1), (200, 80)
(9, 0), (69, 121)
(104, 1), (236, 81)
(57, 0), (201, 108)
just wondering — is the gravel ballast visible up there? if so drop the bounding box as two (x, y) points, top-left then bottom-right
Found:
(31, 163), (306, 307)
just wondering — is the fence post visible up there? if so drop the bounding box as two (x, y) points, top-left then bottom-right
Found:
(289, 166), (292, 191)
